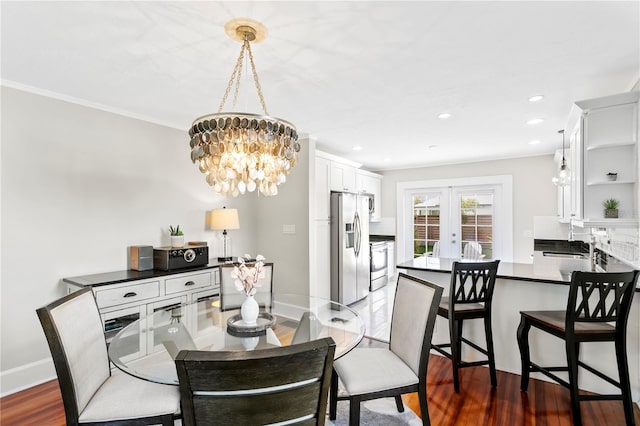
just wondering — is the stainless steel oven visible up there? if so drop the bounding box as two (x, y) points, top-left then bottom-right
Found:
(370, 241), (388, 291)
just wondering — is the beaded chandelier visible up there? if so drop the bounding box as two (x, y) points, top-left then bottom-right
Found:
(188, 19), (299, 197)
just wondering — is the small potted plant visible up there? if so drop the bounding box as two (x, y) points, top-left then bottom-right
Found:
(606, 172), (618, 182)
(602, 198), (619, 218)
(169, 225), (184, 247)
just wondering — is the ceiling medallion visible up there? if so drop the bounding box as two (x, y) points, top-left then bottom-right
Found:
(188, 18), (299, 197)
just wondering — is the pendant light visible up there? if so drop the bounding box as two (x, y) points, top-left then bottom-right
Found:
(552, 129), (570, 187)
(188, 18), (299, 197)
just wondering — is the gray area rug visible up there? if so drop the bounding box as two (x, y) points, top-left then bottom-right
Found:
(327, 397), (422, 425)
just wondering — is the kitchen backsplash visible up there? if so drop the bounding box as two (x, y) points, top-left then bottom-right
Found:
(594, 227), (639, 268)
(369, 217), (396, 236)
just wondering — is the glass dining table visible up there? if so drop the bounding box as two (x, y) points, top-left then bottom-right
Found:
(108, 293), (365, 385)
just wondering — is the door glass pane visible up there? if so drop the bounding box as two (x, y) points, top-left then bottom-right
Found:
(459, 193), (494, 259)
(413, 194), (440, 257)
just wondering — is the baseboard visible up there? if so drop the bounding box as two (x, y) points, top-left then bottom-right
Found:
(0, 357), (56, 397)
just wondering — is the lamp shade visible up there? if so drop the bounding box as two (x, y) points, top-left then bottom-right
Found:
(210, 208), (240, 231)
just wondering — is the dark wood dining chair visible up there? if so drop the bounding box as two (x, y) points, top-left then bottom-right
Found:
(518, 270), (639, 426)
(175, 337), (336, 426)
(432, 260), (500, 393)
(36, 287), (179, 426)
(329, 273), (443, 426)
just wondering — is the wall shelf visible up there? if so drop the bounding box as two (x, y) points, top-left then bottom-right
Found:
(585, 140), (636, 151)
(571, 218), (639, 228)
(586, 180), (635, 186)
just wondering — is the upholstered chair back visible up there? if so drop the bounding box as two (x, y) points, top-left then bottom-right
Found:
(390, 274), (439, 376)
(38, 288), (110, 416)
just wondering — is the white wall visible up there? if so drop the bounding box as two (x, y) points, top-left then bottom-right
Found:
(255, 137), (313, 298)
(0, 86), (259, 394)
(376, 155), (557, 263)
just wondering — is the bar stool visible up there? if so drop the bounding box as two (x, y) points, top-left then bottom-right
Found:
(517, 270), (639, 426)
(433, 260), (500, 393)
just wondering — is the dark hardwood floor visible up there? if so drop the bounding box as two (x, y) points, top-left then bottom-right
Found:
(2, 357), (638, 425)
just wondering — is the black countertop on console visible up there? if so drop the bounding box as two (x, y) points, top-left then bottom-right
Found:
(63, 260), (225, 287)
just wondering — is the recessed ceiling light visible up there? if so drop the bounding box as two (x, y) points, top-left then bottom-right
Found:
(352, 145), (363, 151)
(526, 118), (544, 125)
(383, 157), (391, 162)
(428, 145), (438, 149)
(438, 113), (452, 119)
(529, 140), (541, 145)
(528, 95), (544, 102)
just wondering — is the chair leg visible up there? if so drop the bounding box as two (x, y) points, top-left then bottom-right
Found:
(329, 369), (338, 420)
(349, 396), (361, 426)
(566, 339), (582, 426)
(450, 319), (463, 393)
(395, 395), (404, 412)
(615, 337), (636, 426)
(418, 381), (431, 426)
(484, 313), (497, 387)
(161, 414), (174, 426)
(516, 316), (532, 391)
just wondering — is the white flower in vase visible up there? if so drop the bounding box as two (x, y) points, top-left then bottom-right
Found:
(230, 254), (266, 296)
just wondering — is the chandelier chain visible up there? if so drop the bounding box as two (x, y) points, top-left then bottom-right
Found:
(217, 41), (245, 113)
(245, 38), (269, 116)
(217, 36), (269, 116)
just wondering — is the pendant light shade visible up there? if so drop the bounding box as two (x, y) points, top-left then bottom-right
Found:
(552, 129), (570, 187)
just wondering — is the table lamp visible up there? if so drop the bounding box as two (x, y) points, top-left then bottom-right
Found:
(210, 207), (240, 261)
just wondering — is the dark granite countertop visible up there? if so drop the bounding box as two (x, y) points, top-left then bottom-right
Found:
(397, 256), (638, 291)
(63, 260), (225, 287)
(369, 235), (395, 242)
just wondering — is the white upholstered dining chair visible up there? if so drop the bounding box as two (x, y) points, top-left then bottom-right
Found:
(329, 273), (443, 425)
(463, 241), (485, 259)
(37, 287), (180, 426)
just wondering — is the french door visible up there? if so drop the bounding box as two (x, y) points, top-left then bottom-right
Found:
(402, 178), (511, 261)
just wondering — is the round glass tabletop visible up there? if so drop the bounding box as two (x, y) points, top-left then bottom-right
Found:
(107, 293), (365, 385)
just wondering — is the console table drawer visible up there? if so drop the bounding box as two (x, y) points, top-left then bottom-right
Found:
(165, 272), (211, 295)
(95, 281), (160, 309)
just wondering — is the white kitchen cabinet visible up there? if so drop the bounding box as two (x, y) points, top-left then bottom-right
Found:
(314, 220), (331, 300)
(386, 241), (395, 279)
(315, 156), (331, 220)
(65, 267), (221, 341)
(566, 91), (638, 221)
(330, 162), (357, 192)
(356, 169), (383, 222)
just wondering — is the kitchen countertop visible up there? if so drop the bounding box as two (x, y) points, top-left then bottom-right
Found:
(397, 256), (639, 290)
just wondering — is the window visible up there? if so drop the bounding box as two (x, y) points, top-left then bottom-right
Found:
(458, 192), (494, 259)
(398, 175), (512, 262)
(412, 194), (441, 257)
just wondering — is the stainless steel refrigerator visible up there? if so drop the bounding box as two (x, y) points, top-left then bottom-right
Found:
(330, 192), (370, 305)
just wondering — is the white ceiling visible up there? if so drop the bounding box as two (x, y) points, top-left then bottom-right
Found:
(1, 1), (638, 171)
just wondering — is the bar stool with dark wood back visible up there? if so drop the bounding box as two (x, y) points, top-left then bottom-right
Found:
(517, 270), (639, 426)
(433, 260), (500, 393)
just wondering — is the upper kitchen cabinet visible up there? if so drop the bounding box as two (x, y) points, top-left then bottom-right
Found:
(566, 91), (639, 222)
(356, 169), (382, 222)
(330, 161), (357, 192)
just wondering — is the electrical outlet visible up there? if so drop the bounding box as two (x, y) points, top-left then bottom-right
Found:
(282, 224), (296, 234)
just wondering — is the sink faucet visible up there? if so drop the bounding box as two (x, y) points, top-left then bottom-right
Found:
(568, 226), (597, 272)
